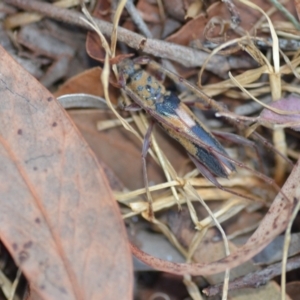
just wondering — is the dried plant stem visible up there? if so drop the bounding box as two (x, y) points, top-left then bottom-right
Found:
(6, 0), (255, 73)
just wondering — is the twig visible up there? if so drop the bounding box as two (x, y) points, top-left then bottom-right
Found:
(203, 255), (300, 296)
(125, 0), (152, 38)
(5, 0), (255, 75)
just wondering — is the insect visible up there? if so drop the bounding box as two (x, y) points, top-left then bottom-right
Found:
(118, 58), (236, 188)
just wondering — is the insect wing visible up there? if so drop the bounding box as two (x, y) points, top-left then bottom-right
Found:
(152, 93), (235, 177)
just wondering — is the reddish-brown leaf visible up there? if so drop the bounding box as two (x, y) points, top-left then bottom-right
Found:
(54, 67), (119, 102)
(0, 45), (132, 300)
(286, 281), (300, 300)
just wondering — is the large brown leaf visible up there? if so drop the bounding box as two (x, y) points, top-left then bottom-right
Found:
(0, 45), (132, 299)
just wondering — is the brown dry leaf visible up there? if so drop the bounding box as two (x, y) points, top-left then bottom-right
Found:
(137, 0), (160, 24)
(0, 45), (133, 299)
(162, 0), (195, 21)
(85, 0), (133, 63)
(54, 67), (119, 103)
(85, 32), (108, 63)
(286, 281), (300, 300)
(85, 32), (134, 66)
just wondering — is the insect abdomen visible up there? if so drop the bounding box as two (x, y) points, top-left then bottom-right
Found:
(160, 122), (233, 178)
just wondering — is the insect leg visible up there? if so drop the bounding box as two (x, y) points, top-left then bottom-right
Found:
(188, 154), (259, 202)
(122, 103), (143, 112)
(215, 112), (294, 167)
(252, 131), (293, 167)
(117, 62), (144, 111)
(212, 130), (265, 174)
(132, 56), (151, 65)
(142, 120), (155, 219)
(197, 143), (291, 204)
(118, 69), (127, 88)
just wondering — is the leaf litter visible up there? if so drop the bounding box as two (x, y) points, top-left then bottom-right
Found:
(2, 0), (300, 299)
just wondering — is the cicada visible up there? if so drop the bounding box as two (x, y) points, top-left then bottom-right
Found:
(118, 58), (235, 185)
